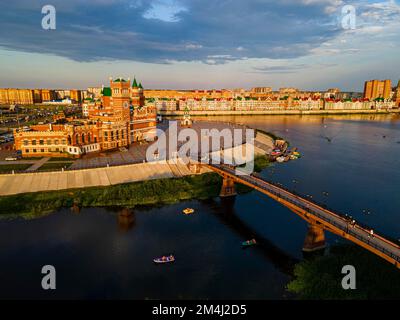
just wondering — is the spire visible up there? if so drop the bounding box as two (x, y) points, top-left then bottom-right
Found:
(132, 77), (138, 88)
(139, 82), (143, 89)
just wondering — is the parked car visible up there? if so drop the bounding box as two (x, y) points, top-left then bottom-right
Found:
(5, 157), (18, 161)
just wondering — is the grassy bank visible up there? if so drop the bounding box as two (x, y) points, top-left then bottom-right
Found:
(0, 173), (222, 219)
(0, 164), (31, 173)
(0, 154), (271, 219)
(287, 244), (400, 299)
(37, 162), (73, 171)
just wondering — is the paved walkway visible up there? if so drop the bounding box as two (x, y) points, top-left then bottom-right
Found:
(26, 157), (50, 172)
(0, 161), (212, 196)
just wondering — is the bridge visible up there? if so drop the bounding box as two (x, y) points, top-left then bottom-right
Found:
(202, 163), (400, 269)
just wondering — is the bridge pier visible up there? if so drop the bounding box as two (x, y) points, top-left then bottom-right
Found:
(303, 223), (326, 252)
(220, 176), (237, 197)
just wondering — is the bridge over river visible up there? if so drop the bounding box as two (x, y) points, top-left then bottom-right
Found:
(204, 163), (400, 269)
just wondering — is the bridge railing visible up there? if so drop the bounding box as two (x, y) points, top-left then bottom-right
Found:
(246, 171), (400, 248)
(211, 164), (400, 262)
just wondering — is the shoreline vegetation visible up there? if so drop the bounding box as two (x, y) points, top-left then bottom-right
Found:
(287, 244), (400, 299)
(0, 155), (272, 219)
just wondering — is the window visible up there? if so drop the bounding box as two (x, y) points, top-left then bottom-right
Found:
(33, 149), (37, 153)
(111, 131), (114, 141)
(41, 149), (45, 153)
(32, 140), (37, 145)
(40, 139), (44, 145)
(116, 130), (119, 140)
(55, 139), (59, 145)
(61, 139), (66, 145)
(47, 139), (52, 145)
(25, 149), (29, 153)
(23, 140), (29, 146)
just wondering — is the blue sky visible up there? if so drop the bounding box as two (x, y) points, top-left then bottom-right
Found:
(0, 0), (399, 91)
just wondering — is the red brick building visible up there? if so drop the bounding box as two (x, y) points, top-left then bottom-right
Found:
(14, 77), (157, 158)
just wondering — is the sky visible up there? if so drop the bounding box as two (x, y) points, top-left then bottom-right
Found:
(0, 0), (399, 91)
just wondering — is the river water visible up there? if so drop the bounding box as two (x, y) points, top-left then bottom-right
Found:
(0, 114), (399, 299)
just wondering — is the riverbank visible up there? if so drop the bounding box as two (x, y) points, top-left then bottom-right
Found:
(287, 244), (400, 299)
(160, 109), (400, 117)
(0, 155), (271, 219)
(0, 173), (221, 219)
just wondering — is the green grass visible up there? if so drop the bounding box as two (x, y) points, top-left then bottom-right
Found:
(253, 155), (271, 172)
(48, 157), (74, 162)
(287, 244), (400, 299)
(22, 157), (43, 161)
(0, 154), (273, 218)
(37, 162), (73, 171)
(0, 173), (223, 219)
(0, 164), (31, 173)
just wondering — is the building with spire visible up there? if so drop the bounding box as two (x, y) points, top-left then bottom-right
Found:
(13, 77), (157, 158)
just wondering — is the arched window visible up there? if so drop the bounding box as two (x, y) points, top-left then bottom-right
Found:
(75, 134), (80, 145)
(82, 133), (85, 144)
(87, 133), (91, 144)
(68, 136), (72, 145)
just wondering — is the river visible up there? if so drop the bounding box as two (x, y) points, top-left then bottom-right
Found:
(0, 114), (399, 299)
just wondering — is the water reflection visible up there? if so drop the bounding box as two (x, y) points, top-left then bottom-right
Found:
(117, 208), (136, 232)
(206, 198), (298, 275)
(1, 114), (399, 299)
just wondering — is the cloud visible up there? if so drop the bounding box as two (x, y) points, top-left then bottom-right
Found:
(251, 62), (337, 74)
(0, 0), (397, 65)
(143, 0), (187, 22)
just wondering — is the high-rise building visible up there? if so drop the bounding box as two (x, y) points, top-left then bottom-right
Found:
(393, 80), (400, 107)
(363, 80), (392, 100)
(0, 88), (40, 105)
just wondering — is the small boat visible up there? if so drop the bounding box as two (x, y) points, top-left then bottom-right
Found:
(290, 155), (298, 160)
(153, 255), (175, 264)
(276, 156), (286, 163)
(242, 239), (257, 247)
(183, 208), (195, 215)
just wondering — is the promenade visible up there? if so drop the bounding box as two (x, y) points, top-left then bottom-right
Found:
(0, 160), (211, 196)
